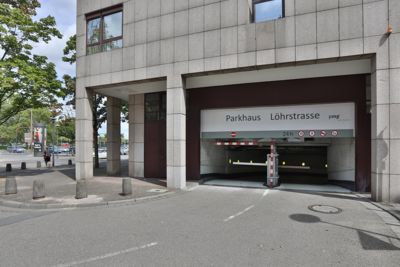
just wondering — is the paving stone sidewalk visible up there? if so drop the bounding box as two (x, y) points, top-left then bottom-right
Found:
(0, 163), (175, 209)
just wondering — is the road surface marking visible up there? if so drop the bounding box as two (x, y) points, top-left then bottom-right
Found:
(262, 189), (270, 198)
(224, 205), (255, 222)
(53, 242), (158, 267)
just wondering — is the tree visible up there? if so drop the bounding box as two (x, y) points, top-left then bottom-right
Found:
(63, 35), (107, 168)
(0, 108), (52, 145)
(0, 1), (63, 125)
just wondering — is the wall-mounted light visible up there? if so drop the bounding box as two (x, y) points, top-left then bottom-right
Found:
(387, 25), (393, 35)
(301, 162), (306, 167)
(282, 161), (286, 166)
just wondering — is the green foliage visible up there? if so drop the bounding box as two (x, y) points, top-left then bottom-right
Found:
(0, 108), (51, 144)
(62, 34), (76, 64)
(0, 1), (63, 125)
(57, 116), (75, 142)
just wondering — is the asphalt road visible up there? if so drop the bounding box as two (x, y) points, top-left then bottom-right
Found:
(0, 186), (399, 267)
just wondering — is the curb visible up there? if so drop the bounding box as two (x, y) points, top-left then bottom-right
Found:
(0, 191), (176, 210)
(370, 202), (400, 222)
(354, 193), (400, 222)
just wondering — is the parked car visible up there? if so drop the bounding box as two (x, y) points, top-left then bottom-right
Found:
(48, 145), (61, 154)
(93, 148), (107, 159)
(120, 146), (129, 155)
(7, 145), (26, 153)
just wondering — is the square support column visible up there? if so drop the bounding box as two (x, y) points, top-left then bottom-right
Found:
(371, 57), (390, 202)
(75, 85), (93, 180)
(128, 94), (145, 178)
(106, 96), (121, 176)
(166, 75), (186, 189)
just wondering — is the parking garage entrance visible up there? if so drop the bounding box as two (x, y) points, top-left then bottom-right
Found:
(198, 103), (357, 189)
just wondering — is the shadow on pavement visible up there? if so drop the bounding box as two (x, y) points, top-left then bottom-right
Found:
(290, 213), (400, 250)
(279, 189), (370, 203)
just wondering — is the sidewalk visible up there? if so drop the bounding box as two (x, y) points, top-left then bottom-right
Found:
(0, 162), (178, 209)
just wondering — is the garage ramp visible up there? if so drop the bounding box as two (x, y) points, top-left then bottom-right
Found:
(201, 179), (351, 193)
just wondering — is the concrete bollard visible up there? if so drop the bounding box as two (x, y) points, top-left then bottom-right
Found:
(75, 179), (88, 199)
(37, 161), (41, 168)
(68, 159), (72, 166)
(21, 162), (26, 170)
(5, 177), (17, 195)
(6, 163), (12, 172)
(33, 180), (45, 199)
(122, 178), (132, 196)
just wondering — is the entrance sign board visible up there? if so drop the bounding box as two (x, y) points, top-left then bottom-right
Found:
(201, 103), (355, 139)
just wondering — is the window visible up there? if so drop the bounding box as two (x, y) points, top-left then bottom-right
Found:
(145, 93), (166, 121)
(252, 0), (284, 23)
(86, 5), (123, 55)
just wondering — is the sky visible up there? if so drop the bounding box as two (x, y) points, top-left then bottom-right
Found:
(34, 0), (128, 138)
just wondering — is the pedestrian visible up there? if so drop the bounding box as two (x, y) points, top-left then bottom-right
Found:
(43, 149), (51, 167)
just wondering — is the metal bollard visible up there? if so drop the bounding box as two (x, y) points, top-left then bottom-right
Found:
(6, 163), (12, 172)
(33, 180), (45, 199)
(21, 162), (26, 170)
(5, 177), (17, 195)
(76, 179), (88, 199)
(68, 159), (72, 166)
(37, 161), (41, 168)
(122, 178), (132, 196)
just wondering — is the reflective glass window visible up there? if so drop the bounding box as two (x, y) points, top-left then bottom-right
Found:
(253, 0), (284, 23)
(87, 17), (101, 44)
(103, 11), (123, 40)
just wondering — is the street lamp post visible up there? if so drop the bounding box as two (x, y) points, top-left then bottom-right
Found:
(52, 118), (56, 167)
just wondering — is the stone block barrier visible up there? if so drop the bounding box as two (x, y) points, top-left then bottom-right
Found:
(122, 178), (132, 196)
(5, 177), (17, 195)
(33, 180), (45, 199)
(76, 179), (88, 199)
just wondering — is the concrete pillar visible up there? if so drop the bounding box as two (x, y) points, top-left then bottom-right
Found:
(128, 94), (145, 178)
(370, 31), (396, 202)
(166, 75), (186, 189)
(75, 84), (93, 180)
(106, 97), (121, 176)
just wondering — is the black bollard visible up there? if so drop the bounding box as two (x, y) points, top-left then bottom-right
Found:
(76, 179), (88, 199)
(6, 163), (12, 172)
(21, 162), (26, 170)
(68, 159), (72, 166)
(5, 177), (17, 195)
(33, 180), (45, 199)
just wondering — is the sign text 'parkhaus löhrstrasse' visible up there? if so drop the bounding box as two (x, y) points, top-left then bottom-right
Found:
(201, 103), (355, 133)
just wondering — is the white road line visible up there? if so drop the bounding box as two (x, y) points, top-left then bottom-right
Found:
(224, 205), (255, 222)
(53, 242), (158, 267)
(262, 189), (270, 198)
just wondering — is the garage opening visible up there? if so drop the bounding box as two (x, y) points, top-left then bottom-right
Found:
(199, 103), (356, 191)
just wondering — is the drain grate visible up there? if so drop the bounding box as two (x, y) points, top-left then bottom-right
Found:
(308, 205), (342, 214)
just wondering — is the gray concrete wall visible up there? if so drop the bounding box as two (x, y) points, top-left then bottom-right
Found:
(200, 140), (226, 175)
(75, 0), (400, 200)
(328, 138), (355, 182)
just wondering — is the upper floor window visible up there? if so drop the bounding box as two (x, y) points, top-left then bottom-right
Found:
(252, 0), (284, 23)
(86, 5), (123, 55)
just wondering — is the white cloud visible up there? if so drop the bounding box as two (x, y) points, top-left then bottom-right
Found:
(33, 0), (77, 78)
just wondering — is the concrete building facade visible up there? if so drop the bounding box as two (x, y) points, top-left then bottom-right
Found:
(76, 0), (400, 202)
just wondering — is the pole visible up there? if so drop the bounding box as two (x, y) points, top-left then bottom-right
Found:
(30, 109), (33, 149)
(52, 119), (55, 167)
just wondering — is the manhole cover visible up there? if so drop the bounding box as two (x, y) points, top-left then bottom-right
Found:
(147, 189), (168, 193)
(308, 205), (342, 214)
